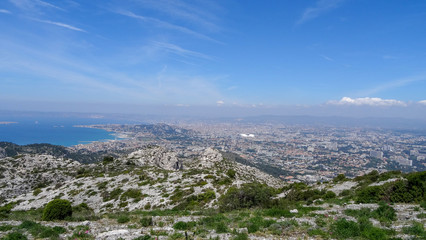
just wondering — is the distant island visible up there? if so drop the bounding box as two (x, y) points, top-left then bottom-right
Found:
(0, 122), (17, 125)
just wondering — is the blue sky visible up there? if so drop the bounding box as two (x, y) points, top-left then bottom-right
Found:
(1, 0), (426, 117)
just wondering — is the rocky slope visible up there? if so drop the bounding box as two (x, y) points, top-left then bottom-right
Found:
(1, 146), (283, 213)
(1, 147), (425, 240)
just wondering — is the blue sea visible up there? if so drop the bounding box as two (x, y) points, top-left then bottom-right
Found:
(0, 114), (131, 147)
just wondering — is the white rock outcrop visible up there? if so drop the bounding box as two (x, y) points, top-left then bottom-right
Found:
(128, 146), (179, 170)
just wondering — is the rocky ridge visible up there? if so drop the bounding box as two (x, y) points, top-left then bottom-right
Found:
(2, 147), (283, 213)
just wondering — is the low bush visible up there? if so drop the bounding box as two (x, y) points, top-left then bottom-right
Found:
(140, 217), (153, 227)
(263, 208), (294, 218)
(403, 222), (426, 238)
(173, 221), (196, 230)
(0, 225), (13, 232)
(219, 183), (274, 211)
(372, 202), (396, 223)
(232, 232), (248, 240)
(121, 189), (142, 201)
(226, 169), (236, 179)
(41, 199), (72, 221)
(69, 225), (93, 240)
(0, 203), (15, 219)
(1, 231), (28, 240)
(133, 235), (151, 240)
(18, 220), (66, 239)
(330, 218), (359, 239)
(117, 215), (130, 223)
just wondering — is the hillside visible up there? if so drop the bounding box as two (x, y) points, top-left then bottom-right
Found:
(0, 147), (425, 240)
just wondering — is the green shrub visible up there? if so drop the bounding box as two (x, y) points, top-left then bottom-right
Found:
(219, 183), (274, 211)
(69, 225), (93, 240)
(324, 191), (337, 199)
(117, 215), (130, 223)
(356, 186), (382, 203)
(244, 216), (272, 233)
(339, 189), (352, 197)
(173, 221), (196, 230)
(0, 203), (15, 219)
(168, 232), (184, 240)
(403, 222), (426, 238)
(121, 189), (142, 201)
(233, 232), (248, 240)
(421, 200), (426, 209)
(133, 235), (151, 240)
(140, 217), (153, 227)
(315, 216), (327, 227)
(33, 188), (42, 196)
(333, 174), (346, 183)
(308, 228), (329, 238)
(102, 156), (114, 165)
(72, 203), (98, 221)
(173, 190), (216, 210)
(330, 218), (359, 239)
(96, 182), (108, 190)
(103, 188), (123, 202)
(1, 231), (27, 240)
(372, 202), (396, 223)
(263, 208), (294, 218)
(215, 221), (229, 233)
(41, 199), (72, 221)
(18, 220), (66, 239)
(226, 169), (236, 179)
(344, 208), (372, 219)
(357, 217), (393, 240)
(0, 225), (14, 232)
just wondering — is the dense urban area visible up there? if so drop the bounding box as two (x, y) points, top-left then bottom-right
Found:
(73, 122), (426, 183)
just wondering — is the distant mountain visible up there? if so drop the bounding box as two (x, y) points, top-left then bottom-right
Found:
(238, 115), (426, 129)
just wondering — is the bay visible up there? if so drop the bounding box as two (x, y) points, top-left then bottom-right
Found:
(0, 116), (121, 147)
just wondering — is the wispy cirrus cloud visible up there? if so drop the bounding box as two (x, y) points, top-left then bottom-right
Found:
(152, 41), (212, 61)
(31, 18), (86, 32)
(133, 0), (222, 32)
(0, 38), (224, 105)
(296, 0), (345, 25)
(116, 10), (220, 43)
(383, 55), (398, 60)
(327, 97), (407, 107)
(9, 0), (64, 12)
(0, 9), (12, 14)
(320, 54), (334, 61)
(419, 100), (426, 105)
(358, 74), (426, 96)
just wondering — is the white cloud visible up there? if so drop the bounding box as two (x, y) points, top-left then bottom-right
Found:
(418, 100), (426, 105)
(134, 0), (221, 32)
(383, 55), (398, 60)
(152, 41), (212, 60)
(9, 0), (64, 12)
(0, 9), (12, 14)
(216, 100), (224, 106)
(320, 54), (334, 61)
(32, 19), (86, 32)
(358, 74), (426, 96)
(328, 97), (407, 107)
(116, 10), (220, 43)
(296, 0), (344, 25)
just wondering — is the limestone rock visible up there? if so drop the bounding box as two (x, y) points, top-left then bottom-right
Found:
(128, 146), (180, 170)
(198, 148), (223, 168)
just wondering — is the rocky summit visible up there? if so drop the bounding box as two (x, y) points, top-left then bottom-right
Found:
(0, 146), (425, 240)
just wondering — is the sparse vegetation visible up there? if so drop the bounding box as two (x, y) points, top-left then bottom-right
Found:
(0, 145), (425, 240)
